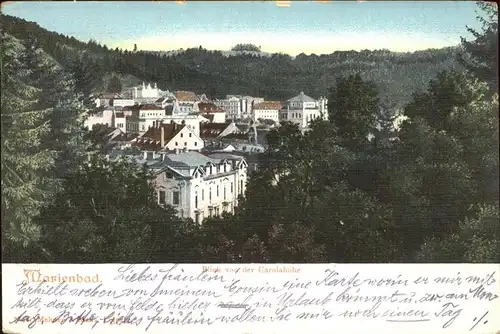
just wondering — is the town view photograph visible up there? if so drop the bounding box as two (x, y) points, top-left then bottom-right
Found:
(1, 1), (498, 264)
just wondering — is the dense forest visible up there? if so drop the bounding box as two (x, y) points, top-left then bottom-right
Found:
(3, 14), (463, 106)
(1, 2), (498, 263)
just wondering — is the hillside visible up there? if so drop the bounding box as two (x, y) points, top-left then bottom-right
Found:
(2, 14), (465, 106)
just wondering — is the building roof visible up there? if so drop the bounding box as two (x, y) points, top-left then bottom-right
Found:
(207, 152), (245, 161)
(287, 92), (316, 102)
(139, 104), (163, 110)
(253, 101), (282, 110)
(115, 112), (125, 118)
(175, 90), (198, 102)
(122, 105), (140, 111)
(163, 151), (220, 168)
(198, 103), (225, 113)
(135, 122), (186, 150)
(200, 122), (232, 138)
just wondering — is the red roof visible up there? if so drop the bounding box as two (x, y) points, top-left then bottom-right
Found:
(253, 101), (282, 110)
(135, 121), (186, 150)
(200, 122), (230, 138)
(122, 105), (140, 111)
(198, 103), (225, 113)
(175, 91), (198, 102)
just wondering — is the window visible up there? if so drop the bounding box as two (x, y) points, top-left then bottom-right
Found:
(195, 142), (197, 147)
(202, 189), (204, 201)
(209, 207), (213, 217)
(175, 142), (178, 146)
(184, 142), (187, 146)
(231, 182), (233, 193)
(240, 180), (244, 195)
(209, 188), (212, 201)
(216, 185), (219, 197)
(224, 164), (227, 172)
(189, 133), (192, 137)
(172, 190), (180, 205)
(180, 133), (183, 138)
(195, 193), (198, 209)
(224, 186), (226, 200)
(159, 190), (166, 204)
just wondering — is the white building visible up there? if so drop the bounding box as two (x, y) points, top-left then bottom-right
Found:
(198, 102), (227, 123)
(152, 151), (248, 223)
(214, 96), (243, 120)
(174, 91), (200, 114)
(279, 92), (328, 128)
(252, 101), (282, 124)
(112, 99), (135, 107)
(135, 121), (204, 152)
(124, 104), (206, 136)
(127, 82), (166, 99)
(84, 109), (116, 129)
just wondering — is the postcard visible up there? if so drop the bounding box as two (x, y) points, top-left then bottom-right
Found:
(1, 1), (498, 333)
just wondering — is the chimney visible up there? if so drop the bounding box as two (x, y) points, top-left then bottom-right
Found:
(161, 126), (165, 147)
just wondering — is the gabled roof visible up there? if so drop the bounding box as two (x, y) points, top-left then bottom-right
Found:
(175, 90), (198, 102)
(253, 101), (282, 110)
(199, 122), (232, 138)
(287, 92), (316, 102)
(135, 122), (186, 150)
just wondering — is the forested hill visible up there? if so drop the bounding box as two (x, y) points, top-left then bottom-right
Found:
(3, 14), (464, 105)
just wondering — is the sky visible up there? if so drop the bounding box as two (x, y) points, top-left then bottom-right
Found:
(2, 1), (481, 55)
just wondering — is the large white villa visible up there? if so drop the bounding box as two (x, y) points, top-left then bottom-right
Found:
(279, 92), (329, 128)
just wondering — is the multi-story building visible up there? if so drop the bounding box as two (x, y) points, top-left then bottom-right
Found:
(214, 95), (265, 120)
(241, 96), (264, 119)
(126, 82), (166, 99)
(279, 92), (328, 128)
(214, 96), (242, 120)
(134, 121), (204, 152)
(151, 151), (248, 223)
(198, 102), (226, 123)
(124, 104), (206, 136)
(252, 101), (282, 124)
(174, 91), (200, 114)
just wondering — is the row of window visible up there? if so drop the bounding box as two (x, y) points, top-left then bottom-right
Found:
(180, 133), (192, 138)
(174, 141), (197, 147)
(157, 180), (245, 207)
(158, 189), (179, 205)
(280, 113), (321, 120)
(127, 122), (139, 131)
